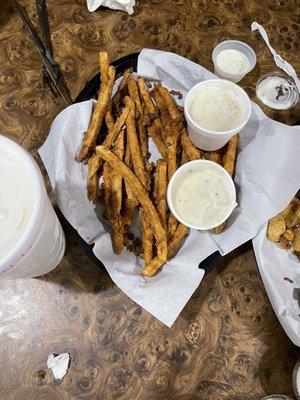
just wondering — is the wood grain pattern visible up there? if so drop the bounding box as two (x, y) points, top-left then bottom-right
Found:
(0, 0), (299, 399)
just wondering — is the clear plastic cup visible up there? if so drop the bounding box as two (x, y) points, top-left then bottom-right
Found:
(212, 40), (257, 83)
(184, 79), (251, 151)
(167, 160), (236, 230)
(0, 135), (65, 279)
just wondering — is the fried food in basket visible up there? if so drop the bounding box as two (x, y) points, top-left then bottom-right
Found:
(76, 51), (241, 275)
(267, 195), (300, 258)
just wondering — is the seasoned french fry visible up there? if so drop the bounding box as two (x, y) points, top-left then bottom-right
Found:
(103, 105), (130, 149)
(111, 130), (125, 212)
(142, 238), (168, 277)
(222, 134), (239, 176)
(166, 144), (177, 182)
(148, 125), (167, 158)
(99, 52), (109, 83)
(126, 112), (150, 191)
(123, 133), (138, 228)
(213, 222), (226, 234)
(112, 70), (130, 107)
(96, 146), (166, 244)
(128, 75), (143, 117)
(157, 85), (180, 121)
(77, 65), (116, 161)
(137, 117), (149, 161)
(137, 78), (157, 116)
(181, 149), (188, 166)
(181, 132), (201, 160)
(87, 154), (102, 204)
(105, 109), (114, 130)
(168, 223), (189, 259)
(207, 151), (222, 165)
(167, 215), (178, 240)
(140, 210), (153, 263)
(153, 160), (167, 226)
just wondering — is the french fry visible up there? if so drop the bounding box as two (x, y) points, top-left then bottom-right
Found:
(181, 132), (201, 161)
(168, 223), (189, 259)
(213, 134), (239, 234)
(77, 65), (116, 161)
(157, 85), (181, 121)
(126, 111), (150, 191)
(105, 109), (114, 130)
(153, 160), (167, 226)
(148, 125), (167, 158)
(137, 117), (149, 161)
(123, 133), (138, 228)
(87, 154), (102, 204)
(99, 52), (109, 83)
(111, 130), (125, 213)
(167, 215), (178, 240)
(166, 144), (177, 182)
(181, 149), (189, 166)
(96, 146), (166, 244)
(103, 105), (130, 149)
(207, 151), (222, 165)
(142, 239), (168, 277)
(112, 70), (130, 108)
(140, 210), (153, 263)
(137, 78), (157, 116)
(128, 75), (143, 117)
(222, 134), (239, 176)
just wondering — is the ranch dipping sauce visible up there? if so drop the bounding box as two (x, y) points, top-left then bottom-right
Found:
(189, 81), (246, 132)
(216, 49), (250, 75)
(168, 160), (236, 230)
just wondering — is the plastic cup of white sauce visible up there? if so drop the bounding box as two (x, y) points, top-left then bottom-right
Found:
(0, 135), (65, 279)
(212, 40), (257, 83)
(184, 79), (251, 151)
(167, 160), (236, 231)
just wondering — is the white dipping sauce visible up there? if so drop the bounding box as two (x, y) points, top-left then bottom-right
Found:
(0, 143), (34, 260)
(216, 49), (250, 75)
(190, 81), (245, 132)
(173, 164), (233, 228)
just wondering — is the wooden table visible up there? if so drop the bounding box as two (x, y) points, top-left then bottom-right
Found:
(0, 1), (299, 399)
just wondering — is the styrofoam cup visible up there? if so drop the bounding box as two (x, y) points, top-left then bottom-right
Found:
(212, 40), (256, 83)
(184, 79), (251, 151)
(0, 135), (65, 279)
(167, 160), (236, 230)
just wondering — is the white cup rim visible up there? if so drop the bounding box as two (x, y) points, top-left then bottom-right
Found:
(0, 135), (43, 269)
(184, 79), (251, 137)
(167, 159), (237, 230)
(212, 40), (257, 77)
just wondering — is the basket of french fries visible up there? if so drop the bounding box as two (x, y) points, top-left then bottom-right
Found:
(39, 49), (300, 327)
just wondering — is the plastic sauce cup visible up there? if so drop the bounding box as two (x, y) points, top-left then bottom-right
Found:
(184, 79), (251, 151)
(212, 40), (257, 83)
(167, 160), (236, 231)
(0, 135), (65, 279)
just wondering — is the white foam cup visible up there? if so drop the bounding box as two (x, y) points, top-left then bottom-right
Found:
(0, 135), (65, 279)
(167, 160), (236, 231)
(184, 79), (251, 151)
(212, 40), (256, 83)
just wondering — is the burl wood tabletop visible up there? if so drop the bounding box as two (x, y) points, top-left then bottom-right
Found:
(0, 1), (299, 399)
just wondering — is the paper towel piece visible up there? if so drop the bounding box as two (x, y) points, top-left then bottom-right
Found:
(253, 225), (300, 346)
(47, 353), (70, 380)
(39, 49), (300, 327)
(86, 0), (135, 14)
(251, 21), (300, 92)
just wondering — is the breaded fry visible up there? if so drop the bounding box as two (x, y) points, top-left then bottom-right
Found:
(222, 134), (239, 176)
(140, 210), (153, 263)
(267, 215), (286, 242)
(96, 145), (166, 244)
(157, 85), (180, 121)
(207, 151), (222, 165)
(153, 160), (167, 226)
(137, 78), (157, 116)
(167, 215), (178, 240)
(99, 52), (109, 83)
(137, 117), (149, 161)
(77, 65), (116, 161)
(87, 154), (102, 204)
(105, 109), (114, 130)
(166, 144), (177, 182)
(103, 105), (130, 149)
(128, 75), (143, 117)
(168, 223), (189, 259)
(126, 111), (150, 191)
(148, 125), (167, 158)
(181, 149), (188, 166)
(181, 132), (201, 160)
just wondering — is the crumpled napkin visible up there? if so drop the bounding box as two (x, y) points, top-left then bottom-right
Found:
(47, 353), (70, 380)
(86, 0), (135, 14)
(251, 21), (300, 92)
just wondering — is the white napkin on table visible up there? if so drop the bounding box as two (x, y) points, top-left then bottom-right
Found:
(86, 0), (135, 14)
